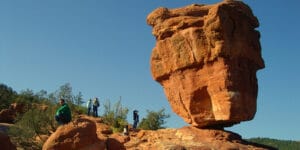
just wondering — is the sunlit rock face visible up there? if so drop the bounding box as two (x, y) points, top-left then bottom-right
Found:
(147, 0), (264, 128)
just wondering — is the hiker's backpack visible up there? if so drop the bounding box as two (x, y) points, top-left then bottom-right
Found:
(94, 100), (99, 107)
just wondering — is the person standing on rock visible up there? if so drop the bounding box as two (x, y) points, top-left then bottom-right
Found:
(92, 97), (100, 117)
(55, 98), (71, 125)
(133, 110), (139, 129)
(87, 99), (92, 116)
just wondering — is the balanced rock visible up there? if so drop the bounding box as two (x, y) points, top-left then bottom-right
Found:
(147, 0), (264, 127)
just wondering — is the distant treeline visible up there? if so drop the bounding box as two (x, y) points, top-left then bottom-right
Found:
(0, 82), (84, 111)
(247, 137), (300, 150)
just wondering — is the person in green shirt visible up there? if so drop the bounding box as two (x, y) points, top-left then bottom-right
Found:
(55, 98), (71, 125)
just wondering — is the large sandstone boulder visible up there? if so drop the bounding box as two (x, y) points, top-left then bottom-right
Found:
(42, 116), (106, 150)
(147, 0), (264, 127)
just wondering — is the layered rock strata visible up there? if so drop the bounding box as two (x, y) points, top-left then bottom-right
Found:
(147, 0), (265, 127)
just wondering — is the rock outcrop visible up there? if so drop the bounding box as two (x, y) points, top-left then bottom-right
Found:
(43, 116), (106, 150)
(0, 103), (25, 123)
(43, 115), (274, 150)
(125, 126), (274, 150)
(0, 103), (47, 123)
(0, 132), (16, 150)
(147, 0), (265, 127)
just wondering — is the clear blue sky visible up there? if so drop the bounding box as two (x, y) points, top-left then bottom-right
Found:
(1, 0), (299, 141)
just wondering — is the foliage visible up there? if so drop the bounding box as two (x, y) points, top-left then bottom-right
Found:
(0, 83), (17, 110)
(74, 91), (84, 106)
(9, 103), (58, 149)
(57, 83), (74, 103)
(14, 89), (41, 104)
(4, 82), (86, 149)
(138, 108), (170, 130)
(68, 101), (87, 116)
(247, 137), (300, 150)
(102, 100), (129, 132)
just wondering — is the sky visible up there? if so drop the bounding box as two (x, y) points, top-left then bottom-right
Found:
(0, 0), (299, 141)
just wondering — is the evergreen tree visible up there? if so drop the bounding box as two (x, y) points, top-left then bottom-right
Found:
(74, 91), (84, 106)
(0, 83), (17, 110)
(138, 108), (170, 130)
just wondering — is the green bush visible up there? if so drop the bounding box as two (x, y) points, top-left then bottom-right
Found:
(138, 108), (170, 130)
(8, 102), (59, 149)
(0, 83), (17, 110)
(102, 100), (129, 132)
(248, 137), (300, 150)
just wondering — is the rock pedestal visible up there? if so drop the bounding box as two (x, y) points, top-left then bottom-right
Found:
(147, 0), (264, 128)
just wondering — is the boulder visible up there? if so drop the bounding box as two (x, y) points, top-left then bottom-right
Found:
(0, 132), (16, 150)
(42, 116), (105, 150)
(0, 109), (15, 123)
(147, 0), (264, 128)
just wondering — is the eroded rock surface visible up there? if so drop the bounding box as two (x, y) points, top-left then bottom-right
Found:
(42, 115), (274, 150)
(125, 127), (274, 150)
(147, 0), (264, 127)
(0, 132), (16, 150)
(42, 116), (106, 150)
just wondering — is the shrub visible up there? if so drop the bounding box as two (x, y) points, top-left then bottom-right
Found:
(138, 108), (170, 130)
(102, 100), (128, 132)
(8, 103), (58, 149)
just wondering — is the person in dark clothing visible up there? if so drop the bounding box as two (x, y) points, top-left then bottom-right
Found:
(55, 98), (71, 125)
(92, 97), (100, 117)
(133, 110), (139, 129)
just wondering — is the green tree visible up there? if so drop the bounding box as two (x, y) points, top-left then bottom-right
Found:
(36, 89), (47, 100)
(138, 108), (170, 130)
(248, 137), (300, 150)
(0, 83), (17, 110)
(58, 83), (73, 103)
(15, 89), (40, 104)
(74, 91), (84, 106)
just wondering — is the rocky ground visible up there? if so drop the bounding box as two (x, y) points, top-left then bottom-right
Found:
(0, 123), (16, 150)
(41, 115), (275, 150)
(0, 114), (276, 150)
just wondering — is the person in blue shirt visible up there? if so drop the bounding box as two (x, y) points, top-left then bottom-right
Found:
(133, 110), (139, 129)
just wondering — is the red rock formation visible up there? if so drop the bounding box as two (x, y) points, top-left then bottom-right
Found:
(0, 103), (47, 123)
(43, 115), (273, 150)
(147, 0), (264, 127)
(42, 116), (106, 150)
(0, 103), (25, 123)
(124, 127), (274, 150)
(0, 109), (15, 123)
(0, 132), (16, 150)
